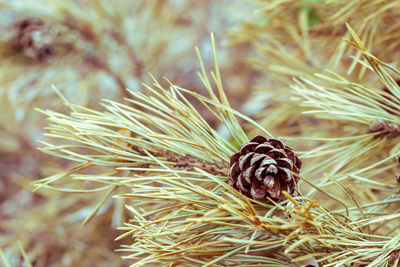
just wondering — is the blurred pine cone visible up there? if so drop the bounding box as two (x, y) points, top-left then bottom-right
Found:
(12, 18), (55, 61)
(229, 135), (301, 202)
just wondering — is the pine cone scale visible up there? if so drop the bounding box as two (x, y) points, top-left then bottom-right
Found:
(229, 135), (301, 202)
(238, 152), (254, 170)
(266, 164), (278, 174)
(254, 143), (274, 153)
(260, 156), (277, 166)
(254, 167), (266, 181)
(251, 178), (267, 200)
(252, 154), (269, 167)
(277, 158), (293, 169)
(241, 165), (255, 183)
(269, 180), (281, 198)
(263, 175), (275, 188)
(251, 135), (268, 143)
(278, 168), (292, 182)
(284, 148), (295, 162)
(237, 174), (249, 192)
(241, 142), (259, 154)
(268, 149), (286, 158)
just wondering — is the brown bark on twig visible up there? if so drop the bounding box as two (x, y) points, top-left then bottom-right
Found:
(366, 121), (400, 138)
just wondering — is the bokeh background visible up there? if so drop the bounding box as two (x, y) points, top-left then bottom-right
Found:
(3, 0), (400, 266)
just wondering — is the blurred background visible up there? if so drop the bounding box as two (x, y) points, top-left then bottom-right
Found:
(4, 0), (398, 266)
(0, 1), (257, 266)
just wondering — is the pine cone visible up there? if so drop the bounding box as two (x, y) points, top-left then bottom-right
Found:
(229, 135), (301, 202)
(12, 18), (55, 61)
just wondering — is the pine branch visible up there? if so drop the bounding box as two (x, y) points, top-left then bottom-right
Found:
(35, 35), (400, 266)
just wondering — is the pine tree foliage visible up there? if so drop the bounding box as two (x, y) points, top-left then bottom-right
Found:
(35, 36), (400, 266)
(289, 25), (400, 203)
(2, 1), (400, 266)
(229, 2), (400, 223)
(229, 0), (400, 137)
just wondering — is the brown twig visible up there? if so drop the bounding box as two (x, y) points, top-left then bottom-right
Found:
(366, 121), (400, 139)
(172, 155), (229, 177)
(113, 131), (229, 177)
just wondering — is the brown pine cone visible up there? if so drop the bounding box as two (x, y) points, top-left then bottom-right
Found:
(12, 18), (55, 61)
(229, 135), (302, 202)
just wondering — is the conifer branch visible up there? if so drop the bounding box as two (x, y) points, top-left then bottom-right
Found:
(34, 36), (400, 266)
